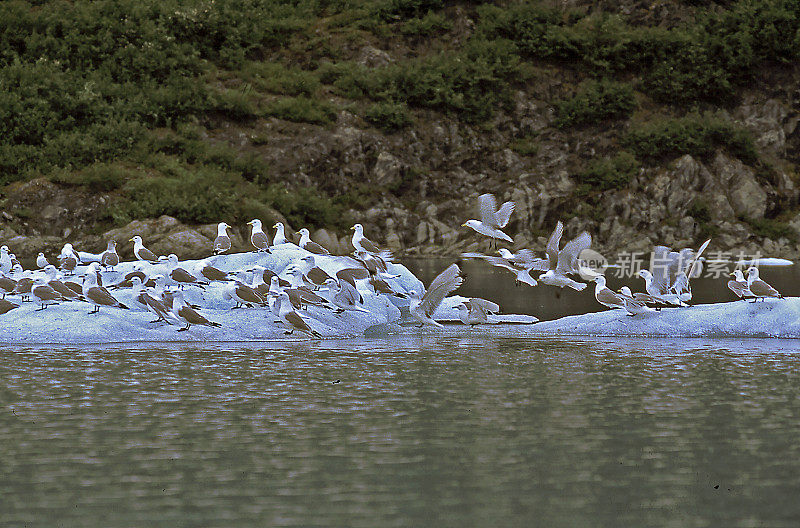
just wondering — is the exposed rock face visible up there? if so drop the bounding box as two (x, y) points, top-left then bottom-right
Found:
(103, 216), (214, 260)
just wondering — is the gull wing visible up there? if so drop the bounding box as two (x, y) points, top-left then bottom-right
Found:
(686, 238), (711, 278)
(556, 231), (591, 274)
(421, 264), (463, 317)
(650, 246), (672, 295)
(512, 249), (550, 271)
(494, 201), (515, 228)
(469, 297), (500, 314)
(478, 193), (499, 227)
(546, 221), (564, 270)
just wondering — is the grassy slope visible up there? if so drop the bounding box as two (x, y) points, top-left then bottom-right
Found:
(0, 0), (798, 240)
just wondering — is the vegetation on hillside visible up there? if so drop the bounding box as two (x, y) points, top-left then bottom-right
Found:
(0, 0), (797, 233)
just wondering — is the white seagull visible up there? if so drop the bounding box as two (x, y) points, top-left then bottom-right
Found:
(408, 263), (464, 327)
(462, 193), (515, 246)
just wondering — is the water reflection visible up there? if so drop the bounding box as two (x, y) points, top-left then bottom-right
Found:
(2, 335), (800, 527)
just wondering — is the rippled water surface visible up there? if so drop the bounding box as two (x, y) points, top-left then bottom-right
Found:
(3, 333), (800, 527)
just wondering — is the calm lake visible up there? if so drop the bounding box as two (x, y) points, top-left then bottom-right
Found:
(3, 262), (800, 526)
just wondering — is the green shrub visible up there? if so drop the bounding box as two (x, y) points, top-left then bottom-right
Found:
(574, 151), (640, 194)
(742, 216), (798, 241)
(364, 101), (412, 131)
(373, 0), (445, 20)
(49, 163), (140, 192)
(687, 199), (712, 222)
(554, 80), (636, 128)
(212, 88), (259, 120)
(263, 96), (338, 125)
(401, 11), (451, 35)
(623, 113), (759, 164)
(116, 167), (239, 225)
(263, 183), (344, 229)
(241, 61), (320, 96)
(509, 135), (539, 156)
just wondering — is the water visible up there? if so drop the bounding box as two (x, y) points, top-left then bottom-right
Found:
(3, 333), (800, 527)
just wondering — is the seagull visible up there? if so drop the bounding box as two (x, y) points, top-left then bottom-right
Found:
(298, 228), (330, 255)
(747, 267), (782, 301)
(408, 263), (463, 327)
(43, 265), (83, 301)
(461, 248), (549, 286)
(728, 270), (754, 301)
(617, 286), (650, 315)
(538, 221), (591, 291)
(223, 274), (267, 308)
(36, 252), (49, 269)
(300, 256), (334, 287)
(273, 222), (292, 246)
(100, 240), (119, 271)
(276, 291), (321, 338)
(0, 246), (12, 274)
(130, 236), (159, 263)
(671, 271), (692, 305)
(353, 250), (398, 279)
(322, 278), (370, 314)
(32, 277), (66, 311)
(461, 193), (514, 247)
(195, 258), (230, 283)
(593, 276), (627, 311)
(110, 265), (147, 289)
(456, 298), (500, 326)
(167, 254), (206, 289)
(247, 219), (271, 253)
(58, 243), (80, 275)
(618, 286), (676, 310)
(351, 224), (391, 259)
(82, 263), (129, 314)
(213, 222), (232, 254)
(171, 290), (221, 331)
(12, 272), (34, 302)
(0, 298), (19, 315)
(0, 273), (17, 299)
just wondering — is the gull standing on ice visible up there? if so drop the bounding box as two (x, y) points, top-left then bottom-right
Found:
(130, 236), (159, 263)
(171, 290), (221, 331)
(298, 228), (330, 255)
(462, 193), (515, 247)
(728, 270), (754, 301)
(408, 263), (464, 327)
(36, 252), (49, 269)
(213, 222), (232, 254)
(273, 222), (292, 246)
(351, 224), (392, 259)
(538, 221), (591, 291)
(746, 267), (782, 301)
(0, 246), (12, 275)
(100, 240), (119, 271)
(247, 219), (271, 253)
(32, 277), (66, 311)
(82, 263), (129, 314)
(277, 291), (321, 338)
(58, 243), (80, 275)
(593, 276), (627, 311)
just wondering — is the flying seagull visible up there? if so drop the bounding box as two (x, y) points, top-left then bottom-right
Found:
(462, 193), (514, 247)
(408, 263), (464, 327)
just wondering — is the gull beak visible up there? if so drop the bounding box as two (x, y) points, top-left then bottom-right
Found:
(128, 238), (134, 242)
(461, 222), (468, 227)
(350, 226), (355, 231)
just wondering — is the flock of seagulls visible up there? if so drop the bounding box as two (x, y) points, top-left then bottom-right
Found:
(0, 192), (788, 336)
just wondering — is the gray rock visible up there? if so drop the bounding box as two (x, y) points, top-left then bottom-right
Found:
(712, 153), (767, 219)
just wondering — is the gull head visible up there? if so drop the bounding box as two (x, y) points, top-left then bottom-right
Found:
(351, 223), (363, 234)
(619, 286), (633, 297)
(298, 228), (310, 236)
(273, 222), (284, 230)
(462, 220), (480, 229)
(130, 236), (142, 244)
(497, 248), (513, 258)
(638, 269), (652, 280)
(747, 266), (759, 280)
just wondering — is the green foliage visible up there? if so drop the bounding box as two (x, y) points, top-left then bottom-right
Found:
(373, 0), (444, 21)
(742, 216), (798, 241)
(575, 152), (640, 194)
(509, 135), (539, 156)
(624, 113), (759, 164)
(263, 96), (338, 125)
(49, 163), (140, 193)
(554, 80), (636, 128)
(263, 183), (344, 229)
(400, 11), (452, 35)
(476, 0), (800, 104)
(241, 61), (320, 96)
(364, 101), (412, 132)
(687, 199), (712, 223)
(211, 87), (259, 120)
(116, 167), (240, 225)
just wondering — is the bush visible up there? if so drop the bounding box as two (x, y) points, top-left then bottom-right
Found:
(263, 96), (338, 125)
(401, 11), (451, 35)
(554, 80), (636, 128)
(364, 101), (412, 131)
(211, 88), (259, 120)
(509, 135), (539, 156)
(623, 113), (759, 164)
(742, 216), (798, 241)
(263, 183), (344, 229)
(241, 61), (320, 96)
(49, 163), (140, 192)
(574, 151), (640, 194)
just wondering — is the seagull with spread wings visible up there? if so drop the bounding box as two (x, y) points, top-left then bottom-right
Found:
(462, 193), (515, 247)
(537, 221), (591, 291)
(408, 263), (464, 327)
